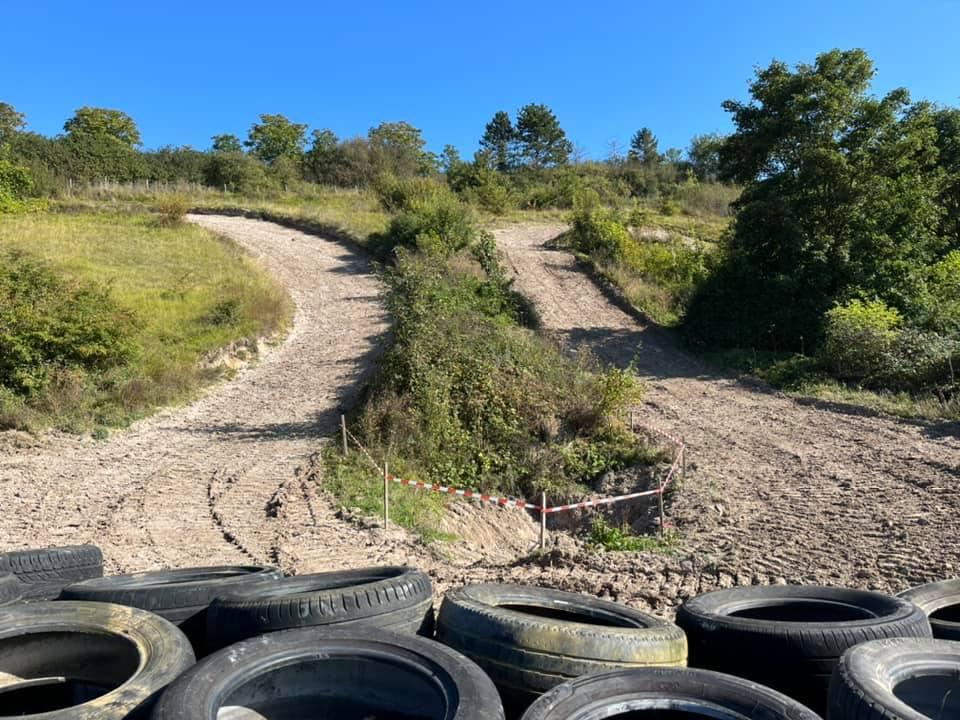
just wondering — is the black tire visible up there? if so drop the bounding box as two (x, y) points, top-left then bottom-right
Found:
(436, 583), (687, 714)
(522, 667), (822, 720)
(0, 544), (103, 600)
(828, 637), (960, 720)
(675, 585), (931, 714)
(151, 625), (504, 720)
(206, 565), (433, 651)
(0, 600), (194, 719)
(59, 565), (281, 656)
(898, 579), (960, 640)
(0, 572), (24, 606)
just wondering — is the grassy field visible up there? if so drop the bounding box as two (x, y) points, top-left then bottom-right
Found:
(0, 210), (291, 433)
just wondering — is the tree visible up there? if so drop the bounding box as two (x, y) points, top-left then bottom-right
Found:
(628, 128), (659, 165)
(688, 133), (726, 180)
(210, 134), (243, 153)
(64, 107), (141, 147)
(368, 121), (436, 176)
(244, 114), (307, 165)
(686, 48), (946, 351)
(0, 102), (26, 152)
(514, 104), (572, 169)
(479, 111), (516, 172)
(303, 129), (339, 184)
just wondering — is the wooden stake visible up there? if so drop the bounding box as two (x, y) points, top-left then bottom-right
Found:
(341, 415), (348, 455)
(383, 462), (389, 528)
(540, 491), (547, 549)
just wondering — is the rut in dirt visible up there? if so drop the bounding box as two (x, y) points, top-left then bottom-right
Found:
(494, 224), (960, 597)
(0, 215), (395, 574)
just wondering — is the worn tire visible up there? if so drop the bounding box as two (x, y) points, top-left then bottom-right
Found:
(898, 579), (960, 640)
(60, 565), (281, 656)
(151, 626), (504, 720)
(206, 565), (433, 651)
(523, 667), (822, 720)
(0, 544), (103, 600)
(0, 572), (24, 606)
(675, 585), (931, 714)
(0, 600), (194, 719)
(436, 583), (687, 713)
(828, 637), (960, 720)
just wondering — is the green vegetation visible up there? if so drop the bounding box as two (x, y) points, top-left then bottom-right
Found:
(588, 516), (680, 553)
(0, 212), (291, 432)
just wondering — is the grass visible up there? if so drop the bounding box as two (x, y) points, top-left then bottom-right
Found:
(588, 516), (680, 553)
(0, 210), (291, 432)
(706, 349), (960, 422)
(323, 447), (455, 543)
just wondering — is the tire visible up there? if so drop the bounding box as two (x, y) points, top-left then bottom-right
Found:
(828, 637), (960, 720)
(59, 565), (281, 656)
(206, 565), (433, 651)
(0, 572), (24, 605)
(151, 625), (504, 720)
(0, 600), (194, 719)
(522, 667), (822, 720)
(436, 583), (687, 714)
(675, 585), (931, 715)
(898, 579), (960, 640)
(0, 544), (103, 600)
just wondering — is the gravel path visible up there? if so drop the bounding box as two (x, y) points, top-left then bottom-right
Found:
(493, 224), (960, 597)
(0, 215), (393, 573)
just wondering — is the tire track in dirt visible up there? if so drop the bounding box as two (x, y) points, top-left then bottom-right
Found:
(0, 215), (392, 573)
(495, 224), (960, 595)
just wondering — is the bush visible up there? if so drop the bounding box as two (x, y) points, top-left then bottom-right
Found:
(372, 178), (476, 258)
(0, 159), (46, 214)
(822, 299), (902, 381)
(0, 252), (139, 395)
(155, 193), (190, 225)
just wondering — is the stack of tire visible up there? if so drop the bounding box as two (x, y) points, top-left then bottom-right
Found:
(4, 543), (960, 720)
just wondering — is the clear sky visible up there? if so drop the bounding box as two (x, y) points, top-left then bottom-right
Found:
(2, 1), (958, 159)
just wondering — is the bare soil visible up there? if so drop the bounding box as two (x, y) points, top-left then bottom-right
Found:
(1, 217), (958, 618)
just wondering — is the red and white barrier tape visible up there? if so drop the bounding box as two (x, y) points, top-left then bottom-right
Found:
(342, 416), (684, 516)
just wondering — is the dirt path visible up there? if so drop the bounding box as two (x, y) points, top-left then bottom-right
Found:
(494, 224), (960, 598)
(0, 215), (397, 574)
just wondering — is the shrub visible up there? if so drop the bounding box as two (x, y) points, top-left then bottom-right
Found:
(0, 252), (139, 395)
(372, 178), (476, 258)
(0, 159), (46, 214)
(822, 299), (902, 381)
(155, 193), (190, 225)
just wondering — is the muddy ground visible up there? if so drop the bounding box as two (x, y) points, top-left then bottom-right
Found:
(1, 216), (958, 617)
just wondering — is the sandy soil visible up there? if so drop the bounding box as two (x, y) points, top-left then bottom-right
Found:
(2, 217), (958, 616)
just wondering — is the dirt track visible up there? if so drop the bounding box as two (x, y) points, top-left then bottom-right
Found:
(490, 224), (960, 603)
(1, 217), (959, 613)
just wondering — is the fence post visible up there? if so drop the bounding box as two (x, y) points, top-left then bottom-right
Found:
(629, 409), (635, 432)
(383, 462), (389, 528)
(539, 492), (547, 549)
(341, 415), (348, 455)
(681, 437), (687, 481)
(658, 476), (666, 537)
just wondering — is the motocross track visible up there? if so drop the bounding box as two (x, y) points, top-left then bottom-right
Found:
(1, 217), (959, 613)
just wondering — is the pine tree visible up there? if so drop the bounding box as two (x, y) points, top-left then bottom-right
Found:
(479, 111), (516, 172)
(628, 127), (660, 166)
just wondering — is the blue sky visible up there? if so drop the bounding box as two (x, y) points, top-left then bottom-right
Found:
(2, 1), (958, 159)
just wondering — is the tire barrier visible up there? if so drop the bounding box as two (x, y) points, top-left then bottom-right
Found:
(152, 626), (504, 720)
(521, 667), (822, 720)
(675, 584), (932, 714)
(436, 583), (687, 715)
(206, 565), (434, 651)
(899, 578), (960, 640)
(0, 544), (103, 600)
(0, 600), (194, 719)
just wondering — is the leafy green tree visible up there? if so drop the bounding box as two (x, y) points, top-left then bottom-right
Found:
(439, 144), (462, 174)
(514, 104), (572, 169)
(479, 111), (516, 172)
(628, 128), (659, 166)
(688, 133), (726, 180)
(210, 134), (243, 153)
(368, 121), (436, 177)
(0, 102), (26, 153)
(303, 129), (339, 184)
(244, 114), (307, 165)
(64, 107), (141, 147)
(934, 107), (960, 247)
(686, 48), (946, 350)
